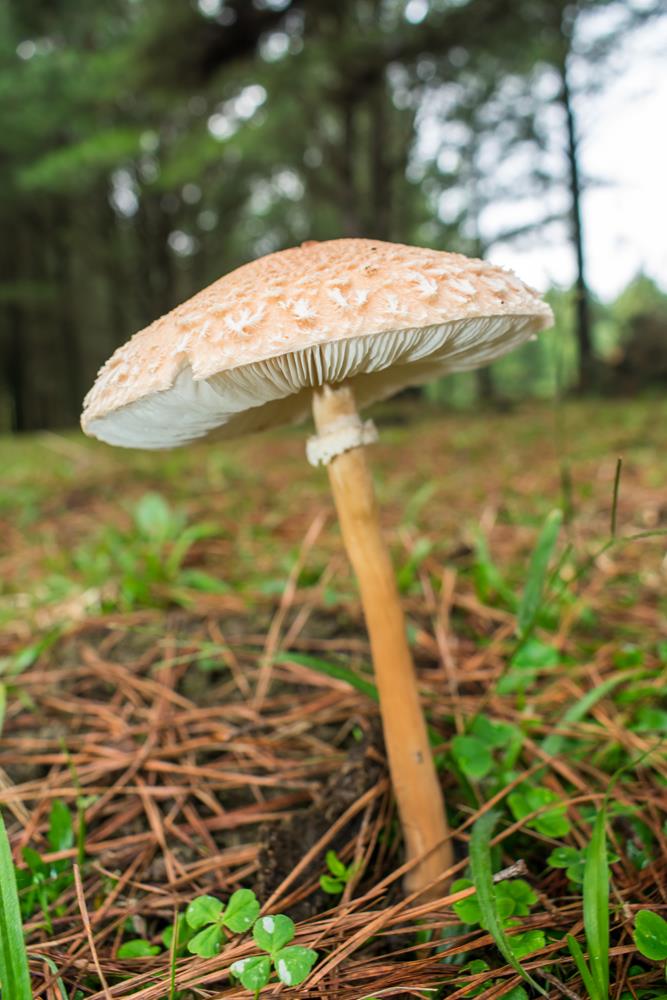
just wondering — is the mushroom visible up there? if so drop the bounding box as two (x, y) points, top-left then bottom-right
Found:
(81, 239), (553, 898)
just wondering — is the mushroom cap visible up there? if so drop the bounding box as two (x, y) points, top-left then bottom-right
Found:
(82, 238), (553, 448)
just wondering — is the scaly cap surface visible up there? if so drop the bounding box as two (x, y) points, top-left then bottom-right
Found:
(82, 238), (553, 448)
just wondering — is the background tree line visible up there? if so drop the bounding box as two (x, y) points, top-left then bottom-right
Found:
(1, 0), (665, 433)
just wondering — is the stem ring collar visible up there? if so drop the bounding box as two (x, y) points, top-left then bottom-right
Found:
(306, 413), (378, 467)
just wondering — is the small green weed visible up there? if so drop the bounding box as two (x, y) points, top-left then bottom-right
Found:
(72, 492), (221, 611)
(451, 715), (523, 785)
(507, 783), (571, 838)
(452, 875), (545, 960)
(117, 939), (162, 959)
(396, 536), (433, 594)
(319, 850), (359, 895)
(185, 890), (260, 957)
(276, 651), (378, 703)
(114, 890), (318, 996)
(516, 509), (563, 640)
(15, 800), (79, 932)
(230, 914), (317, 992)
(457, 959), (529, 999)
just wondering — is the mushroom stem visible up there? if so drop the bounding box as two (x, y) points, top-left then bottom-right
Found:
(312, 383), (453, 897)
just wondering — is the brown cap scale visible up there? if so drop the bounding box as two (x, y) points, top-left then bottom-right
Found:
(82, 239), (553, 899)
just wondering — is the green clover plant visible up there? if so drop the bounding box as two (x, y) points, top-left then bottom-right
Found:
(185, 889), (260, 957)
(459, 960), (529, 1000)
(451, 878), (545, 960)
(508, 784), (571, 837)
(230, 914), (317, 993)
(451, 715), (524, 784)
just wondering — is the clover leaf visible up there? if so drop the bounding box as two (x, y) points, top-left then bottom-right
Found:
(253, 914), (296, 953)
(452, 735), (493, 780)
(230, 912), (318, 991)
(185, 890), (260, 958)
(508, 929), (545, 959)
(274, 946), (319, 986)
(508, 784), (570, 837)
(452, 874), (543, 963)
(117, 939), (161, 959)
(498, 879), (538, 916)
(230, 955), (272, 992)
(452, 878), (482, 924)
(186, 895), (223, 930)
(192, 924), (226, 958)
(224, 888), (261, 932)
(634, 910), (667, 961)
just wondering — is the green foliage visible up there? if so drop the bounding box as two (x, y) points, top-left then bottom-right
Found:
(117, 939), (161, 959)
(566, 806), (611, 1000)
(498, 638), (560, 694)
(0, 630), (61, 682)
(468, 811), (546, 994)
(275, 651), (378, 703)
(517, 509), (563, 639)
(14, 800), (78, 931)
(0, 809), (32, 1000)
(19, 128), (143, 192)
(113, 889), (319, 991)
(471, 531), (517, 610)
(319, 850), (359, 895)
(185, 890), (260, 957)
(72, 493), (221, 611)
(451, 715), (523, 783)
(634, 911), (667, 964)
(547, 845), (586, 883)
(452, 874), (545, 963)
(230, 914), (317, 991)
(396, 537), (433, 594)
(457, 957), (531, 999)
(508, 783), (571, 837)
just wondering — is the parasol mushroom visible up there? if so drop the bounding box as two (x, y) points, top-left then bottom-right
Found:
(81, 238), (553, 898)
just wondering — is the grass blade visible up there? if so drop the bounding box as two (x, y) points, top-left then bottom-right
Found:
(541, 671), (635, 757)
(469, 811), (546, 996)
(0, 810), (32, 1000)
(566, 933), (598, 998)
(31, 954), (70, 999)
(610, 457), (622, 537)
(517, 509), (562, 638)
(275, 652), (378, 702)
(583, 807), (609, 999)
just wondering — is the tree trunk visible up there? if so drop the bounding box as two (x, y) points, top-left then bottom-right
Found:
(558, 54), (594, 391)
(51, 198), (83, 425)
(369, 72), (391, 241)
(6, 302), (26, 432)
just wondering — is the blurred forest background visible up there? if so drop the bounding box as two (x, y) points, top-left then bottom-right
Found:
(1, 0), (666, 434)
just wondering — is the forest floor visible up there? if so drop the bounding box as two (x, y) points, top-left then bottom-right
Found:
(1, 396), (666, 1000)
